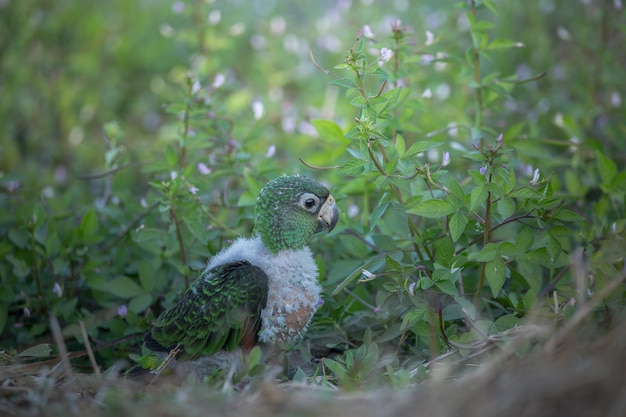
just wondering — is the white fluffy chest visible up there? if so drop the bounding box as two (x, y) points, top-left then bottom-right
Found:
(207, 236), (322, 344)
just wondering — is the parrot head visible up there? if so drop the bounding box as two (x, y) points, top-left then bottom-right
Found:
(255, 175), (338, 253)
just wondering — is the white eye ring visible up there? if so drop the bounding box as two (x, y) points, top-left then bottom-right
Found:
(299, 193), (319, 211)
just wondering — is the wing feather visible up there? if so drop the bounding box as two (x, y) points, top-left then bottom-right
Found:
(144, 260), (269, 360)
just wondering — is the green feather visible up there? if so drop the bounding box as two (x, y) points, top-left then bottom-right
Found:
(147, 261), (268, 360)
(255, 175), (331, 253)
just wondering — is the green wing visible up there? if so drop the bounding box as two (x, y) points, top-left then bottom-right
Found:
(145, 260), (269, 360)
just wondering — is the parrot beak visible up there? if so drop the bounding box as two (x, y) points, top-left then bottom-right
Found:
(316, 194), (338, 233)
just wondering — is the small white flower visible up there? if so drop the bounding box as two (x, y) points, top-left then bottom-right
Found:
(208, 10), (221, 25)
(530, 168), (540, 185)
(171, 1), (184, 14)
(379, 47), (393, 62)
(265, 145), (276, 158)
(24, 307), (31, 317)
(213, 73), (225, 88)
(170, 171), (178, 180)
(408, 282), (417, 296)
(359, 269), (376, 282)
(425, 30), (435, 46)
(252, 100), (264, 120)
(442, 151), (450, 167)
(53, 282), (63, 298)
(197, 162), (211, 175)
(191, 80), (201, 95)
(230, 22), (245, 36)
(188, 185), (199, 194)
(610, 91), (621, 107)
(348, 204), (359, 218)
(421, 88), (432, 98)
(554, 112), (564, 127)
(363, 24), (375, 38)
(556, 26), (571, 40)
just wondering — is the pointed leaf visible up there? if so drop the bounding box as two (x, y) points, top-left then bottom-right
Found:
(405, 141), (442, 157)
(80, 208), (98, 237)
(449, 212), (468, 242)
(312, 119), (349, 145)
(596, 150), (617, 186)
(477, 243), (498, 262)
(106, 276), (145, 298)
(407, 199), (456, 218)
(395, 134), (406, 158)
(486, 255), (506, 298)
(17, 344), (52, 358)
(339, 158), (368, 176)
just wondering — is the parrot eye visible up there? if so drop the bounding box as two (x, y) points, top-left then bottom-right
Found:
(299, 193), (319, 211)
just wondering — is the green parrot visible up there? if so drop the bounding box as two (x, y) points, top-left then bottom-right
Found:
(143, 175), (338, 376)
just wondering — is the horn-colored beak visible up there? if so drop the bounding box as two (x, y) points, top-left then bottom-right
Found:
(316, 194), (338, 233)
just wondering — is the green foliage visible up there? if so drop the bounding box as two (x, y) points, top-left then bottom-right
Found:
(1, 0), (625, 388)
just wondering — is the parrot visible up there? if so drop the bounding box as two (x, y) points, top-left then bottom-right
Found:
(143, 175), (338, 378)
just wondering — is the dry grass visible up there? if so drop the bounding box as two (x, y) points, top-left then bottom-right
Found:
(1, 316), (625, 417)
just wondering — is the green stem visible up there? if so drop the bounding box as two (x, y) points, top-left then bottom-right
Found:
(470, 0), (484, 145)
(475, 173), (493, 306)
(29, 225), (45, 310)
(169, 206), (189, 289)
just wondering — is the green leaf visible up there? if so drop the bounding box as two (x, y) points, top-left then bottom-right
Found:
(510, 187), (542, 199)
(434, 236), (455, 267)
(45, 233), (61, 257)
(370, 201), (389, 232)
(596, 150), (617, 187)
(523, 288), (537, 310)
(6, 255), (30, 279)
(454, 296), (476, 320)
(545, 236), (561, 262)
(383, 202), (409, 237)
(8, 229), (29, 249)
(449, 212), (468, 242)
(80, 208), (99, 237)
(485, 38), (521, 51)
(248, 345), (262, 370)
(339, 157), (368, 176)
(516, 226), (534, 252)
(405, 141), (442, 157)
(129, 294), (153, 313)
(106, 276), (145, 298)
(470, 184), (488, 210)
(329, 77), (357, 90)
(486, 255), (506, 297)
(494, 315), (522, 332)
(17, 343), (52, 358)
(407, 199), (456, 218)
(498, 242), (521, 258)
(552, 209), (585, 222)
(138, 260), (156, 292)
(165, 144), (178, 166)
(312, 119), (349, 145)
(477, 243), (498, 262)
(497, 197), (515, 220)
(395, 134), (406, 158)
(481, 0), (500, 14)
(435, 279), (458, 296)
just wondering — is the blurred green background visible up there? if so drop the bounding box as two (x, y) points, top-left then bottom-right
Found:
(1, 0), (624, 371)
